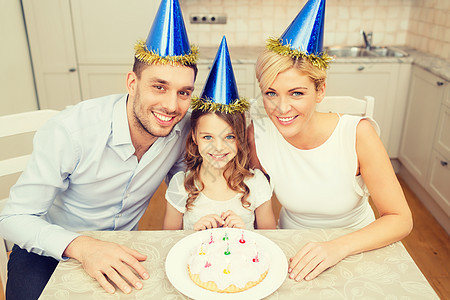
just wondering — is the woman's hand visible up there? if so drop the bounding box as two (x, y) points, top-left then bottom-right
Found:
(194, 214), (224, 231)
(288, 240), (348, 281)
(64, 236), (148, 294)
(221, 210), (245, 229)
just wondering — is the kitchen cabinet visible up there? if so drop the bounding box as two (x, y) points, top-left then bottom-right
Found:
(23, 0), (258, 105)
(326, 62), (410, 158)
(399, 66), (449, 223)
(23, 0), (159, 105)
(22, 0), (81, 110)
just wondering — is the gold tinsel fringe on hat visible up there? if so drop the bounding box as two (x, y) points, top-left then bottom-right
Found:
(134, 40), (199, 65)
(191, 96), (249, 114)
(266, 37), (333, 70)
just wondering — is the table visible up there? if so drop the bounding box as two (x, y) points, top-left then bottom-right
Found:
(39, 229), (439, 299)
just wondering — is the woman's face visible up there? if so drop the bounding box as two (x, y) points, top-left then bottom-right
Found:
(193, 113), (238, 172)
(262, 67), (325, 141)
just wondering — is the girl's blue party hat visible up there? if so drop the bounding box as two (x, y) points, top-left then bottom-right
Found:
(191, 36), (248, 114)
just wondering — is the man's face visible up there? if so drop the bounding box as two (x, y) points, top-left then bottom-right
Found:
(127, 63), (195, 138)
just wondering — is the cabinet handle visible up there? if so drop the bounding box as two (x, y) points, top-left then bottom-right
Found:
(436, 81), (444, 86)
(441, 161), (448, 167)
(69, 68), (77, 72)
(357, 66), (365, 71)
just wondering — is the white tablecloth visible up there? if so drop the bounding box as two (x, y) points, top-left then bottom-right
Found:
(39, 229), (439, 299)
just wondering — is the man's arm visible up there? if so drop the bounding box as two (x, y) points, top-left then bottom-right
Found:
(0, 119), (80, 259)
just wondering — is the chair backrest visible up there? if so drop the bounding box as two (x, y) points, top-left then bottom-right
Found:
(316, 95), (375, 118)
(0, 109), (59, 292)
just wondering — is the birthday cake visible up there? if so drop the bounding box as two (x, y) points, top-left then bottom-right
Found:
(187, 229), (269, 293)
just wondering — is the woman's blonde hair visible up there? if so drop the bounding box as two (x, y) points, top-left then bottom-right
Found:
(255, 49), (327, 93)
(184, 110), (253, 211)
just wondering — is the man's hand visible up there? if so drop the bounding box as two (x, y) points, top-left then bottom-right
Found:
(193, 214), (224, 231)
(221, 210), (245, 229)
(64, 236), (148, 294)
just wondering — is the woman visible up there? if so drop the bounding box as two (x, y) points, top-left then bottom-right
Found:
(248, 0), (412, 283)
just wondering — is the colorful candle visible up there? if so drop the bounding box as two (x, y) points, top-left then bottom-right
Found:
(224, 243), (231, 255)
(252, 252), (259, 263)
(239, 231), (246, 244)
(223, 264), (230, 274)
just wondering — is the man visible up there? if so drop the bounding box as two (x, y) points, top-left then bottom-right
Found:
(0, 0), (198, 298)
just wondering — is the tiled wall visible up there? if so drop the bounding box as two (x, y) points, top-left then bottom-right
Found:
(407, 0), (450, 61)
(181, 0), (449, 61)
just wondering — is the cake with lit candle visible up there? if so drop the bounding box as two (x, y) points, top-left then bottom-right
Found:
(187, 229), (270, 293)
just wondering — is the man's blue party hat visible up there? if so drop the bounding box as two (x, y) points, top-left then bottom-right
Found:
(135, 0), (198, 65)
(191, 36), (249, 114)
(267, 0), (331, 69)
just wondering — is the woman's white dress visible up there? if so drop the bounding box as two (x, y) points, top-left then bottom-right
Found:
(252, 111), (379, 229)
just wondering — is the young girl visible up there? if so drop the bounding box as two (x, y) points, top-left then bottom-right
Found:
(163, 37), (276, 231)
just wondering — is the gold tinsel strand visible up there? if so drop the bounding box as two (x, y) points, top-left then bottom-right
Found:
(191, 96), (249, 114)
(134, 40), (199, 65)
(266, 37), (333, 70)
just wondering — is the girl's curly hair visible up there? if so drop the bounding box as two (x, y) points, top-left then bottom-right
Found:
(184, 110), (253, 210)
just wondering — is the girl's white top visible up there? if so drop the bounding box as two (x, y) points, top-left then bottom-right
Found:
(166, 169), (272, 230)
(252, 109), (379, 229)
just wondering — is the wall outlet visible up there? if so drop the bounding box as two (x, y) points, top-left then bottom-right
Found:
(190, 13), (227, 24)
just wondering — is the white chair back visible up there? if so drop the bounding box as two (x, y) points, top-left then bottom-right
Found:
(316, 95), (375, 118)
(0, 109), (59, 292)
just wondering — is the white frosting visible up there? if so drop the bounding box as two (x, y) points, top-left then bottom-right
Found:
(187, 230), (269, 290)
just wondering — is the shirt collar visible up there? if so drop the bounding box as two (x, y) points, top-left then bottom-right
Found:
(112, 94), (132, 147)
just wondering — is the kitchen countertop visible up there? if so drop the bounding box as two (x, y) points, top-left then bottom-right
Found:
(197, 46), (450, 81)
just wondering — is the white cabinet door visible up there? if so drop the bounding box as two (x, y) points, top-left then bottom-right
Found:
(399, 67), (444, 185)
(435, 104), (450, 160)
(78, 65), (131, 100)
(22, 0), (81, 109)
(70, 0), (160, 64)
(326, 63), (400, 157)
(428, 150), (450, 217)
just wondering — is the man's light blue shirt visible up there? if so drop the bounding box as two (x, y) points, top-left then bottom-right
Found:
(0, 94), (189, 260)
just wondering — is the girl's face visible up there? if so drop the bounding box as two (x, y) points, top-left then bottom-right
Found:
(193, 113), (238, 172)
(262, 67), (325, 141)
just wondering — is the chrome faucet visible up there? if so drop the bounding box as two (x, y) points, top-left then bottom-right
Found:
(361, 30), (373, 50)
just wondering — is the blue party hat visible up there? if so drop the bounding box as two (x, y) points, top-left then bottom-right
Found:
(135, 0), (198, 65)
(191, 36), (249, 114)
(267, 0), (331, 69)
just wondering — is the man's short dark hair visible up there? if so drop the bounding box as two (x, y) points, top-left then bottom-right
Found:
(132, 57), (198, 80)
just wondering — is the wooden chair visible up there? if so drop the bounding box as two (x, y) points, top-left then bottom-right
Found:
(316, 95), (375, 118)
(0, 109), (59, 292)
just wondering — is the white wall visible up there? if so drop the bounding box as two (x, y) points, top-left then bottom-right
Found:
(0, 0), (37, 116)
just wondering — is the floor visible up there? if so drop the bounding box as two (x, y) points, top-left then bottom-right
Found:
(0, 176), (447, 300)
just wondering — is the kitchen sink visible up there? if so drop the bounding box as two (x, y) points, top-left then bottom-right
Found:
(369, 47), (409, 57)
(325, 46), (408, 58)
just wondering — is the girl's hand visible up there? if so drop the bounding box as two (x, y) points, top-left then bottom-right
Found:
(221, 210), (245, 229)
(194, 214), (224, 231)
(288, 241), (347, 282)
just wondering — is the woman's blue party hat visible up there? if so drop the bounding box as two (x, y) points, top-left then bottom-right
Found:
(135, 0), (198, 65)
(191, 36), (249, 114)
(267, 0), (331, 69)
